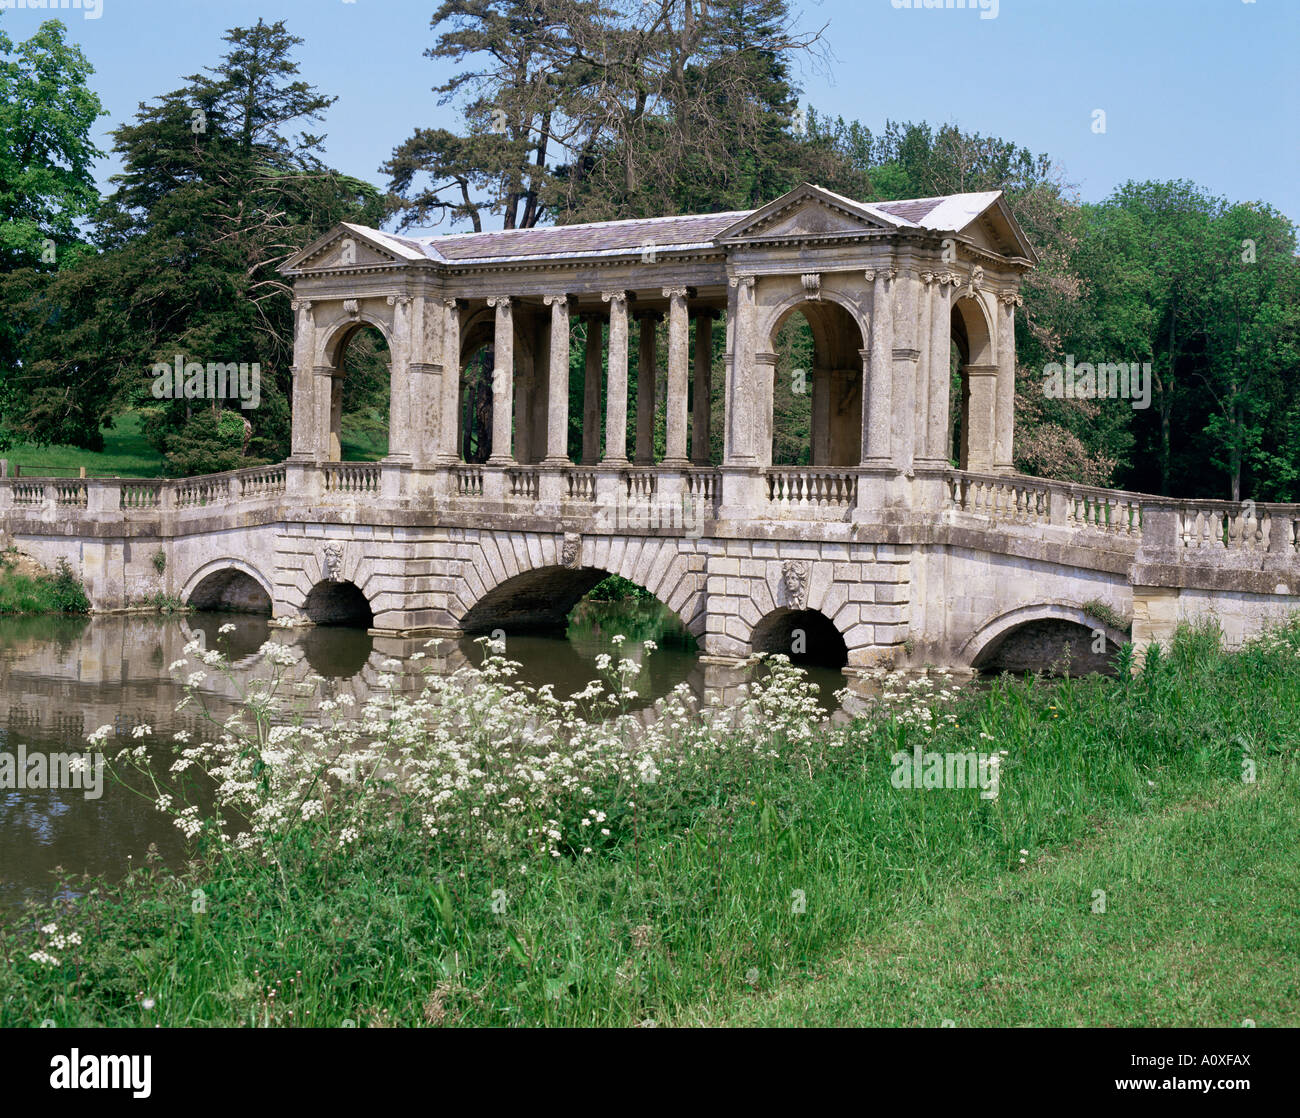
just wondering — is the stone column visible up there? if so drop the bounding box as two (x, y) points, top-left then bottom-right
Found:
(964, 364), (999, 473)
(328, 369), (345, 462)
(634, 310), (661, 465)
(487, 295), (514, 465)
(662, 286), (691, 466)
(543, 294), (571, 465)
(581, 314), (603, 465)
(311, 364), (338, 461)
(385, 295), (413, 461)
(914, 274), (934, 464)
(890, 268), (919, 474)
(995, 291), (1021, 473)
(861, 268), (894, 464)
(926, 273), (957, 466)
(755, 351), (778, 468)
(437, 298), (462, 462)
(725, 275), (757, 465)
(602, 291), (630, 464)
(289, 299), (318, 458)
(811, 367), (831, 466)
(691, 310), (716, 466)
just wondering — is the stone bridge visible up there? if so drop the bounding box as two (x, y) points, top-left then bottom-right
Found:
(3, 183), (1297, 673)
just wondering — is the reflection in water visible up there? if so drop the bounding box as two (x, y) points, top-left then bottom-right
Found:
(0, 603), (858, 915)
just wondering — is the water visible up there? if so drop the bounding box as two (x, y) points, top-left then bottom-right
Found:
(0, 603), (851, 914)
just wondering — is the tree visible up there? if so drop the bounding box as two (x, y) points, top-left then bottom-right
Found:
(2, 19), (385, 470)
(385, 0), (826, 231)
(0, 16), (105, 448)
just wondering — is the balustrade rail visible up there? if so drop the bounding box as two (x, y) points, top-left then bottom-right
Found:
(454, 466), (484, 497)
(765, 468), (857, 509)
(322, 462), (380, 495)
(507, 467), (539, 500)
(564, 468), (598, 502)
(1, 460), (1295, 564)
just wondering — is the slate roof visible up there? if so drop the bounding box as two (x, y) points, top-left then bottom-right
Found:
(288, 186), (1030, 273)
(398, 211), (752, 265)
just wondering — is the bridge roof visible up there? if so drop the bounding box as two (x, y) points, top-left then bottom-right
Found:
(281, 184), (1036, 275)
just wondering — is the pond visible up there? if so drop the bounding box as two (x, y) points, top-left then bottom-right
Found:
(0, 600), (857, 914)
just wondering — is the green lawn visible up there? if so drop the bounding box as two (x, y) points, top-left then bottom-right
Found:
(679, 766), (1299, 1027)
(4, 410), (388, 475)
(3, 412), (166, 478)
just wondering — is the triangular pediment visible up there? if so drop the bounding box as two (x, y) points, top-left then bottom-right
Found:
(279, 223), (432, 277)
(714, 184), (898, 246)
(959, 200), (1037, 264)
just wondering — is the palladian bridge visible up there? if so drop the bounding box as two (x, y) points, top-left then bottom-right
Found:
(3, 183), (1297, 674)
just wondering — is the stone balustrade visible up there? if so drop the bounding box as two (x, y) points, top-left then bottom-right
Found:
(3, 462), (1299, 574)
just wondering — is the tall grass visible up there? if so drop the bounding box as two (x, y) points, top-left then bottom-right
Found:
(0, 557), (91, 615)
(2, 619), (1297, 1027)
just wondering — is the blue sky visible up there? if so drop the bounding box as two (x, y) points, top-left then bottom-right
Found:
(6, 0), (1298, 232)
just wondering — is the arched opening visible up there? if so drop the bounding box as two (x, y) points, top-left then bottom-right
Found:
(187, 568), (272, 614)
(768, 300), (865, 467)
(974, 619), (1119, 676)
(303, 580), (374, 627)
(458, 569), (699, 712)
(751, 607), (848, 669)
(462, 567), (613, 633)
(950, 296), (993, 469)
(329, 323), (390, 462)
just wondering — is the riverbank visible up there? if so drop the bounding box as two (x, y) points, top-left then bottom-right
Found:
(1, 620), (1296, 1027)
(0, 552), (90, 615)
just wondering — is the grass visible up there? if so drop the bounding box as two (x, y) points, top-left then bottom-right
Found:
(1, 621), (1297, 1027)
(681, 768), (1299, 1026)
(0, 556), (91, 615)
(4, 409), (387, 475)
(3, 411), (167, 478)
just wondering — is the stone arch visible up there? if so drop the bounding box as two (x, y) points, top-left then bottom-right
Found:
(950, 292), (997, 469)
(182, 558), (274, 613)
(962, 602), (1128, 673)
(450, 531), (705, 639)
(303, 579), (374, 626)
(950, 292), (994, 367)
(316, 309), (395, 370)
(751, 607), (849, 668)
(763, 290), (869, 468)
(316, 316), (394, 462)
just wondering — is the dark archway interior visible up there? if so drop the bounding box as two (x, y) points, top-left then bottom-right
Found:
(331, 323), (390, 462)
(187, 569), (271, 614)
(751, 608), (847, 669)
(461, 567), (610, 633)
(304, 580), (374, 627)
(976, 620), (1119, 676)
(770, 300), (865, 468)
